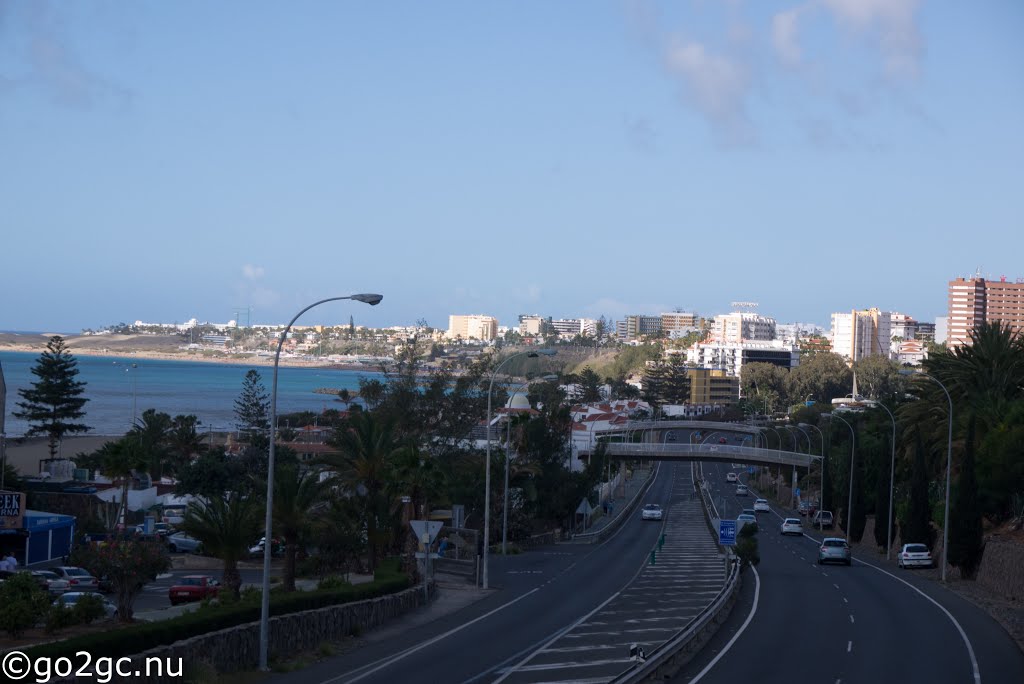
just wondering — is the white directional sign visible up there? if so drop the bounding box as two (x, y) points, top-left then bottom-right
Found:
(409, 520), (444, 544)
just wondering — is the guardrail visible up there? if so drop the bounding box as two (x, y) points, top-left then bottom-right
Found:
(609, 461), (741, 684)
(605, 441), (818, 468)
(570, 463), (659, 544)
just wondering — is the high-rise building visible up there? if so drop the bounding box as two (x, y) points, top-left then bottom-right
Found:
(686, 340), (799, 378)
(619, 315), (662, 340)
(947, 275), (1024, 347)
(518, 314), (544, 336)
(661, 311), (699, 333)
(447, 314), (498, 341)
(830, 308), (891, 362)
(711, 312), (776, 344)
(550, 318), (598, 337)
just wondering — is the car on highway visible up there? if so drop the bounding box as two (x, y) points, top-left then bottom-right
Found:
(726, 472), (738, 483)
(818, 538), (852, 565)
(897, 543), (934, 569)
(641, 504), (663, 521)
(167, 532), (204, 554)
(168, 575), (220, 605)
(741, 508), (756, 517)
(780, 518), (804, 535)
(753, 499), (770, 513)
(736, 513), (757, 530)
(53, 592), (119, 619)
(51, 566), (100, 592)
(811, 510), (834, 529)
(735, 484), (749, 496)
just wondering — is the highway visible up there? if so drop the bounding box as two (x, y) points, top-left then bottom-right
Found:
(266, 462), (683, 684)
(672, 461), (1024, 684)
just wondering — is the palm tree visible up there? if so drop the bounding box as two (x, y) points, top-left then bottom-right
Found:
(165, 414), (207, 476)
(129, 409), (173, 481)
(272, 464), (327, 591)
(181, 491), (263, 598)
(95, 438), (148, 532)
(322, 412), (400, 572)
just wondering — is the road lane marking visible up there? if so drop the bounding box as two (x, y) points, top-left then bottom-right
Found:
(834, 583), (840, 589)
(849, 615), (854, 624)
(688, 565), (761, 683)
(843, 597), (848, 603)
(847, 640), (852, 652)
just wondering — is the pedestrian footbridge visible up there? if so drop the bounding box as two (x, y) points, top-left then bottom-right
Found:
(603, 442), (818, 468)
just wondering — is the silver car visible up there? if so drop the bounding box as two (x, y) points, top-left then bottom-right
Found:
(166, 532), (204, 554)
(818, 537), (852, 566)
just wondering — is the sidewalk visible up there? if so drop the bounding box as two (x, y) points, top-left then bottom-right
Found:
(572, 464), (654, 538)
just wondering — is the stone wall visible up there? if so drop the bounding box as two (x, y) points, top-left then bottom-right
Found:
(51, 583), (432, 683)
(976, 539), (1024, 600)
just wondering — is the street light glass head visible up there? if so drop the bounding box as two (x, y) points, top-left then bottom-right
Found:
(350, 293), (384, 305)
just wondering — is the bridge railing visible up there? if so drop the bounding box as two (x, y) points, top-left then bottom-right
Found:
(605, 441), (819, 468)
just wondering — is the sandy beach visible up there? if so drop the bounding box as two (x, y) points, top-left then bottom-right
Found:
(0, 332), (383, 370)
(2, 435), (116, 477)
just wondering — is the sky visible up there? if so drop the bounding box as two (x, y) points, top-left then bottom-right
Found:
(1, 1), (1022, 333)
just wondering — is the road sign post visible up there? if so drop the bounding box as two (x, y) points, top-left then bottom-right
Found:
(718, 519), (737, 547)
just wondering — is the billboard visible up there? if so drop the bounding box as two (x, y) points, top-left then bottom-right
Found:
(0, 491), (26, 531)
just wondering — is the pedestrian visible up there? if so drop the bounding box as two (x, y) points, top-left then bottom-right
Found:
(5, 552), (16, 571)
(0, 554), (9, 571)
(438, 536), (449, 558)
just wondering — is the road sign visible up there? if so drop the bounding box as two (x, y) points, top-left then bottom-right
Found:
(576, 498), (594, 516)
(748, 466), (754, 474)
(409, 520), (443, 544)
(718, 519), (737, 546)
(795, 487), (801, 497)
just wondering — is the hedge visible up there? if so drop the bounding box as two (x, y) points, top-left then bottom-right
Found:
(23, 560), (410, 661)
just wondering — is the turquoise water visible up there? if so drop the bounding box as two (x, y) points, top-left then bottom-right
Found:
(0, 351), (381, 436)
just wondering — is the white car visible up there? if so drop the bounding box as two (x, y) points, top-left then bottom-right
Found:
(736, 513), (757, 530)
(753, 499), (770, 513)
(726, 472), (738, 483)
(32, 570), (71, 595)
(167, 532), (204, 554)
(53, 592), (119, 619)
(897, 543), (934, 569)
(51, 566), (100, 592)
(641, 504), (663, 521)
(780, 518), (804, 535)
(735, 484), (749, 496)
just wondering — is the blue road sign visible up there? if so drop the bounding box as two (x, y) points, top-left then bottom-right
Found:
(718, 519), (737, 546)
(795, 487), (801, 497)
(748, 466), (755, 474)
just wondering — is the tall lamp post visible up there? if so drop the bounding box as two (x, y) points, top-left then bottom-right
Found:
(901, 370), (954, 582)
(258, 293), (382, 671)
(799, 422), (826, 509)
(484, 349), (556, 589)
(824, 412), (856, 537)
(866, 400), (898, 560)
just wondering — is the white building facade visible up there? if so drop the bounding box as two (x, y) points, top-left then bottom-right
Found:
(711, 312), (777, 344)
(830, 308), (891, 362)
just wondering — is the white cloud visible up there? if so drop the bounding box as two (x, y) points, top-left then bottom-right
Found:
(664, 38), (753, 142)
(242, 264), (264, 280)
(821, 0), (922, 79)
(772, 7), (804, 67)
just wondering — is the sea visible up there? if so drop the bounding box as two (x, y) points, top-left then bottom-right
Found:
(0, 350), (382, 437)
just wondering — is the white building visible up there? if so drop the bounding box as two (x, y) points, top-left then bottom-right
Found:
(550, 318), (598, 338)
(447, 314), (499, 342)
(775, 322), (825, 344)
(830, 309), (891, 362)
(686, 340), (799, 379)
(711, 312), (777, 344)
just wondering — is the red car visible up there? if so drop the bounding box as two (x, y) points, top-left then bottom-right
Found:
(168, 575), (220, 605)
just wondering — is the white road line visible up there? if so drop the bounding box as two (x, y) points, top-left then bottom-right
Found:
(834, 583), (840, 589)
(847, 640), (853, 653)
(849, 615), (855, 624)
(688, 565), (760, 684)
(843, 597), (848, 603)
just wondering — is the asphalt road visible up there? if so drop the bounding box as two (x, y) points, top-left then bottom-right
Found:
(671, 461), (1024, 684)
(133, 567), (264, 612)
(267, 462), (683, 684)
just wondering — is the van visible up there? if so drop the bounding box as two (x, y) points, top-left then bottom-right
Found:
(736, 484), (748, 496)
(812, 510), (834, 529)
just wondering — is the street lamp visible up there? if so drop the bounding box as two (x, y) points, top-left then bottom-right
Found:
(259, 293), (382, 671)
(823, 412), (856, 537)
(799, 422), (826, 509)
(900, 369), (954, 581)
(484, 349), (556, 589)
(864, 400), (898, 560)
(502, 374), (557, 555)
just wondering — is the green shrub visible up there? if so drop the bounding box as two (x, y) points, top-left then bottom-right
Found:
(44, 604), (78, 634)
(73, 593), (107, 625)
(0, 572), (51, 638)
(23, 570), (412, 662)
(318, 576), (351, 591)
(735, 522), (760, 567)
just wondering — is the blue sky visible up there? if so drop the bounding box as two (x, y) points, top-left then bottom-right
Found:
(2, 1), (1022, 333)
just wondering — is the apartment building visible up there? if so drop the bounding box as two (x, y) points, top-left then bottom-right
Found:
(550, 318), (598, 337)
(661, 311), (699, 333)
(830, 308), (892, 362)
(711, 312), (776, 344)
(686, 340), (799, 378)
(687, 368), (740, 405)
(447, 314), (498, 342)
(518, 314), (544, 336)
(947, 275), (1024, 347)
(618, 315), (662, 341)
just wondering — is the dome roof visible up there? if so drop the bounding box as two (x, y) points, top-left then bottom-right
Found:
(506, 393), (531, 410)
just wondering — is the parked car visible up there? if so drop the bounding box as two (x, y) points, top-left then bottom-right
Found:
(51, 566), (100, 591)
(167, 532), (204, 554)
(818, 538), (852, 566)
(797, 501), (811, 516)
(248, 537), (285, 557)
(726, 472), (738, 483)
(53, 591), (118, 619)
(31, 570), (71, 595)
(897, 543), (934, 569)
(641, 504), (663, 521)
(780, 518), (804, 536)
(168, 575), (220, 605)
(811, 510), (834, 529)
(753, 499), (770, 513)
(736, 513), (757, 530)
(735, 484), (749, 496)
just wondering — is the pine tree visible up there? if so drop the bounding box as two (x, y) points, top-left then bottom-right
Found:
(902, 433), (934, 548)
(234, 369), (270, 437)
(948, 416), (985, 578)
(13, 336), (90, 457)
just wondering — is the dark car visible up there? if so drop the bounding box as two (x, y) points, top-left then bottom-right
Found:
(168, 575), (220, 605)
